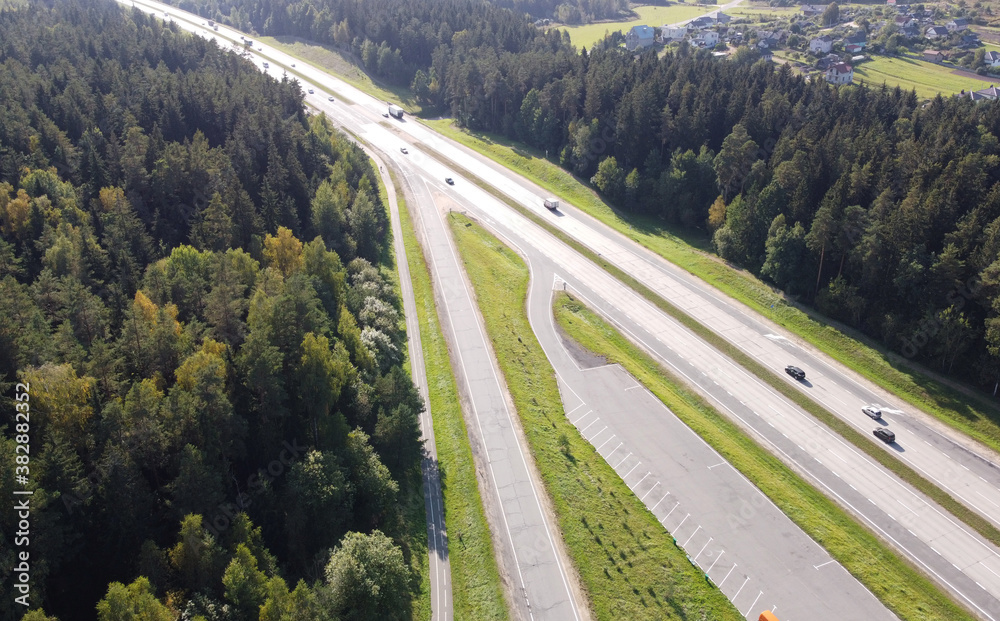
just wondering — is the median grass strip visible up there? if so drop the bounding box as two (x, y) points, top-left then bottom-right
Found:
(394, 170), (509, 620)
(551, 291), (973, 621)
(421, 118), (1000, 462)
(448, 211), (743, 621)
(415, 122), (1000, 556)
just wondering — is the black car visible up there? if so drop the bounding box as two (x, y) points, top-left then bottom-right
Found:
(785, 365), (805, 381)
(445, 177), (455, 185)
(873, 427), (895, 444)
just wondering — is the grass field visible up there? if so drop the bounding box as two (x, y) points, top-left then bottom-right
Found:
(853, 53), (999, 99)
(259, 36), (423, 114)
(555, 4), (717, 49)
(394, 171), (509, 620)
(448, 212), (744, 620)
(727, 5), (800, 18)
(551, 292), (974, 621)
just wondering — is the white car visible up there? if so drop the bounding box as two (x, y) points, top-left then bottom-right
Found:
(308, 89), (314, 94)
(862, 405), (882, 420)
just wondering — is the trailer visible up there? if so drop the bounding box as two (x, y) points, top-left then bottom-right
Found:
(388, 104), (404, 119)
(543, 198), (559, 210)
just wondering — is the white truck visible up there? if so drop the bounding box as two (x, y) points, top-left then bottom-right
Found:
(388, 104), (404, 119)
(543, 198), (559, 210)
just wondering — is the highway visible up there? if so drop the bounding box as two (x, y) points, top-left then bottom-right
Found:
(124, 4), (1000, 618)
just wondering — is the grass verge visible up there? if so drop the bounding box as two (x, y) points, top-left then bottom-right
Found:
(417, 118), (1000, 551)
(394, 170), (509, 620)
(259, 36), (422, 113)
(448, 211), (743, 620)
(551, 291), (973, 620)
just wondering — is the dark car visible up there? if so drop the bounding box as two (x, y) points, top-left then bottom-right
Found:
(445, 177), (455, 185)
(873, 427), (895, 444)
(400, 147), (408, 154)
(785, 365), (805, 381)
(862, 405), (882, 420)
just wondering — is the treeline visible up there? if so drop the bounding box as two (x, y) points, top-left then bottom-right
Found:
(170, 0), (1000, 386)
(490, 0), (628, 23)
(0, 1), (424, 619)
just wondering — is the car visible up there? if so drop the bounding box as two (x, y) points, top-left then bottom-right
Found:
(291, 63), (296, 67)
(382, 113), (389, 118)
(873, 427), (895, 444)
(400, 147), (408, 154)
(862, 405), (882, 420)
(328, 96), (335, 101)
(445, 177), (455, 185)
(308, 89), (314, 94)
(785, 365), (805, 381)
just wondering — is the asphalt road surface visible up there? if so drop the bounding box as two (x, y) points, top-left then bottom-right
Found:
(121, 4), (1000, 618)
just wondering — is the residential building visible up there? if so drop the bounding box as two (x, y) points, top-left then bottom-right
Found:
(825, 62), (854, 84)
(709, 11), (732, 24)
(925, 25), (950, 39)
(986, 50), (1000, 67)
(922, 49), (944, 62)
(843, 33), (867, 48)
(801, 4), (827, 17)
(810, 34), (833, 53)
(660, 26), (687, 41)
(900, 25), (920, 38)
(947, 17), (970, 32)
(695, 30), (720, 48)
(966, 85), (1000, 101)
(845, 43), (864, 53)
(894, 15), (917, 28)
(816, 53), (841, 70)
(625, 25), (655, 51)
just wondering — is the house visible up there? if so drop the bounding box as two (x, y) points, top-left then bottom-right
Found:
(845, 43), (864, 53)
(923, 49), (944, 62)
(947, 17), (970, 32)
(760, 48), (774, 61)
(660, 26), (687, 41)
(695, 30), (720, 48)
(708, 11), (732, 24)
(894, 15), (917, 28)
(959, 33), (980, 48)
(843, 34), (867, 48)
(886, 0), (896, 5)
(986, 50), (1000, 67)
(688, 15), (715, 30)
(816, 53), (841, 70)
(810, 34), (833, 53)
(966, 85), (1000, 101)
(825, 62), (854, 84)
(757, 29), (785, 47)
(801, 4), (827, 17)
(901, 25), (920, 38)
(925, 25), (950, 39)
(625, 25), (655, 51)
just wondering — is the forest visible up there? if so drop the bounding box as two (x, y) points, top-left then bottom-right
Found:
(0, 1), (425, 619)
(173, 0), (1000, 387)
